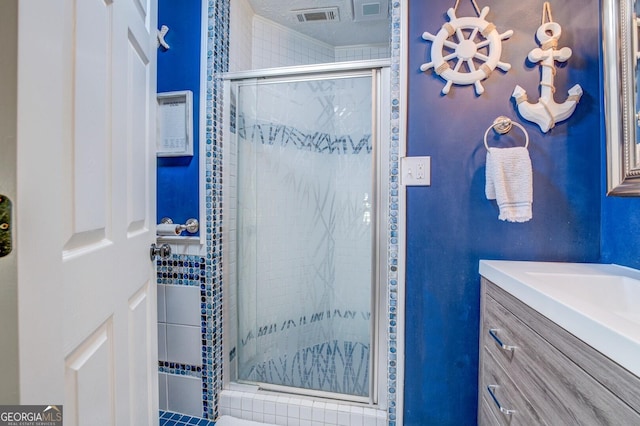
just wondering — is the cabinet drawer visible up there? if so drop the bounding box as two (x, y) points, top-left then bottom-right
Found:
(481, 346), (545, 426)
(483, 293), (640, 425)
(484, 277), (640, 413)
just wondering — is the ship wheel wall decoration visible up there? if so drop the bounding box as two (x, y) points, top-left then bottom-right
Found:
(420, 1), (514, 95)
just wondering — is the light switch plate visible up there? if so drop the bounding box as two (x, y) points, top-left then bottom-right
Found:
(401, 156), (431, 186)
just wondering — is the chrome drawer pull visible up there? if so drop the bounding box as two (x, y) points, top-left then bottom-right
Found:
(487, 385), (516, 416)
(489, 328), (517, 351)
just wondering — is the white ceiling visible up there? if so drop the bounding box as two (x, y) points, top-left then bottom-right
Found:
(246, 0), (390, 47)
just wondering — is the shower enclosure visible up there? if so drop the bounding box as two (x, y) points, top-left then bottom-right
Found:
(224, 62), (388, 402)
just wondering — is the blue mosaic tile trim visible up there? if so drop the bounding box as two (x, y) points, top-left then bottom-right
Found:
(156, 255), (206, 285)
(387, 2), (401, 425)
(238, 117), (373, 154)
(159, 361), (203, 378)
(159, 410), (215, 426)
(205, 0), (229, 420)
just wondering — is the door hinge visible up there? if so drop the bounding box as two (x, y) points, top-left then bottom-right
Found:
(0, 195), (12, 258)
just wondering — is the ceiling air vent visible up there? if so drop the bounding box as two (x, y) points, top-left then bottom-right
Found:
(294, 7), (340, 23)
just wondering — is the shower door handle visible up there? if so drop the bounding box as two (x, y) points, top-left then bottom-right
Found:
(0, 194), (12, 258)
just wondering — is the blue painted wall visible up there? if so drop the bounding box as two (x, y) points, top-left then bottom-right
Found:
(405, 0), (601, 424)
(157, 0), (201, 232)
(601, 197), (640, 268)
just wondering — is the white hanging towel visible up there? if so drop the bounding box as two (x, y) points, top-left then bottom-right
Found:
(485, 146), (533, 222)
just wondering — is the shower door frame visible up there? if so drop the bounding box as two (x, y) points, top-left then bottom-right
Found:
(222, 60), (390, 406)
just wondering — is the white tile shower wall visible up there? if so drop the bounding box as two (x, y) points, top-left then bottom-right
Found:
(158, 275), (203, 413)
(335, 44), (391, 62)
(167, 374), (204, 417)
(248, 15), (389, 71)
(229, 0), (253, 72)
(252, 16), (335, 69)
(219, 390), (387, 426)
(159, 372), (168, 411)
(158, 323), (167, 361)
(223, 84), (239, 382)
(165, 285), (201, 326)
(158, 284), (166, 323)
(157, 252), (209, 417)
(166, 324), (202, 366)
(158, 270), (204, 362)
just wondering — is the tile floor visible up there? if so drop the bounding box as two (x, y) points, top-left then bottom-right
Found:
(160, 410), (215, 426)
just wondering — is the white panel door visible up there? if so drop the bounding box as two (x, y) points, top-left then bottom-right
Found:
(16, 0), (158, 424)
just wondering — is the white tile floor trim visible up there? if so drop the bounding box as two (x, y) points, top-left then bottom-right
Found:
(216, 415), (277, 426)
(219, 390), (387, 426)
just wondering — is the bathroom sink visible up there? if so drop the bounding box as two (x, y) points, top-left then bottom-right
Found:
(525, 272), (640, 323)
(479, 260), (640, 377)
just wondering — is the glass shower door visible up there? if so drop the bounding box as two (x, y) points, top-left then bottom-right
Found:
(235, 70), (376, 399)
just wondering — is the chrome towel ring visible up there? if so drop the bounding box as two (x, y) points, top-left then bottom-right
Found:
(484, 116), (529, 150)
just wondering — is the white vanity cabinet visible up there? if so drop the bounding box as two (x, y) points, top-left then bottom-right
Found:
(478, 277), (640, 425)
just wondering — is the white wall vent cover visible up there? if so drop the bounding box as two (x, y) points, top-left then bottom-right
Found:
(352, 0), (388, 22)
(293, 7), (340, 23)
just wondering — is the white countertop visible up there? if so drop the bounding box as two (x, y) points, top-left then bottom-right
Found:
(479, 260), (640, 378)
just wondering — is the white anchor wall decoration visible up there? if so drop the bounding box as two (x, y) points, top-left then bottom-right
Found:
(420, 0), (513, 95)
(512, 3), (582, 133)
